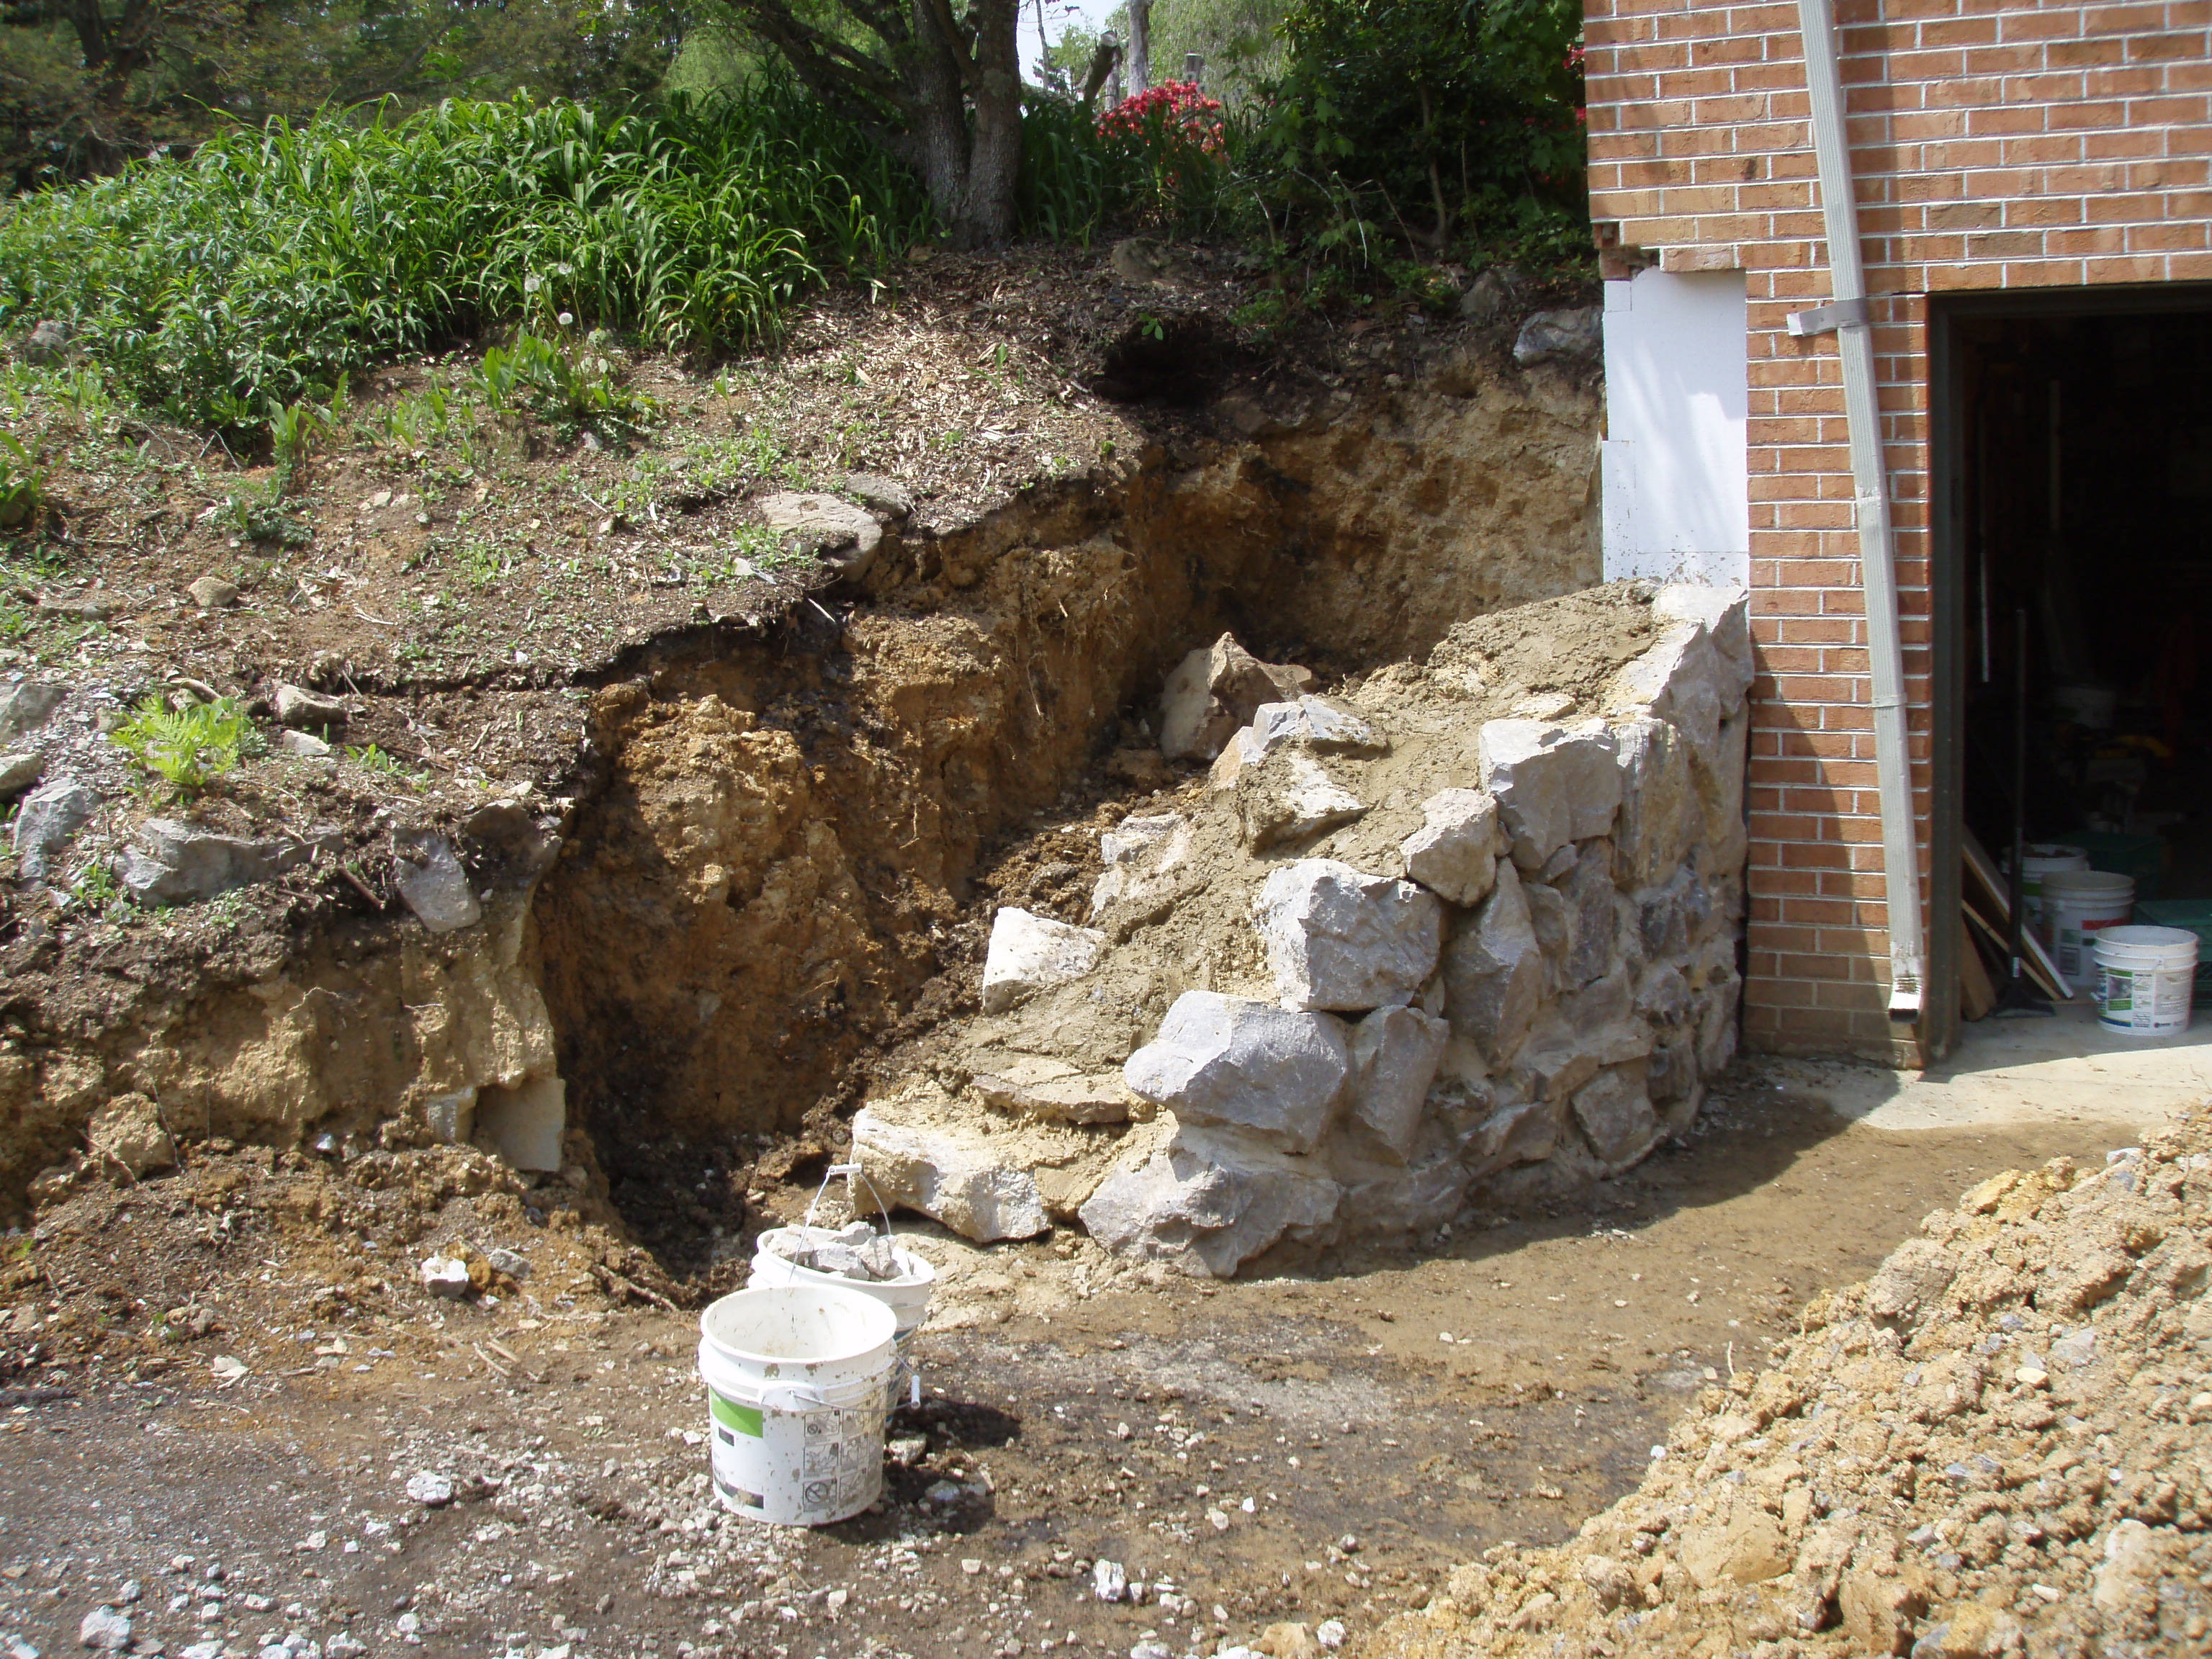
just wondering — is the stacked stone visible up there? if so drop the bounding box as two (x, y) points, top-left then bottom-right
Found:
(1080, 587), (1753, 1275)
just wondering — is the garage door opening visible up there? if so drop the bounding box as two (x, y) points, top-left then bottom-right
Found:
(1937, 289), (2212, 1059)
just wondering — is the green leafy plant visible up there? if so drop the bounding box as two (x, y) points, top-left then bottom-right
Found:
(470, 330), (657, 446)
(68, 858), (131, 917)
(454, 539), (503, 589)
(346, 742), (428, 785)
(0, 431), (44, 529)
(220, 480), (313, 547)
(267, 395), (335, 490)
(0, 84), (936, 443)
(110, 695), (253, 792)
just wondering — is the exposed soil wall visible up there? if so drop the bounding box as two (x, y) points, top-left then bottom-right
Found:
(1, 331), (1604, 1251)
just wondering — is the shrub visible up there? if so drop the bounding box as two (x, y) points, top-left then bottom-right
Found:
(1253, 0), (1588, 269)
(1095, 81), (1232, 222)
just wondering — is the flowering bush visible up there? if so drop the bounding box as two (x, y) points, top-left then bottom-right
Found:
(1093, 81), (1229, 220)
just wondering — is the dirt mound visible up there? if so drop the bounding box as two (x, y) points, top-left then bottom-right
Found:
(1369, 1112), (2212, 1659)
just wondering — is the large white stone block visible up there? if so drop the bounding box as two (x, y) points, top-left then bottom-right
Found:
(1399, 788), (1504, 907)
(980, 907), (1107, 1013)
(851, 1106), (1051, 1241)
(1078, 1123), (1341, 1277)
(1254, 859), (1442, 1012)
(1439, 862), (1548, 1066)
(1341, 1004), (1450, 1161)
(1478, 720), (1621, 871)
(1123, 990), (1351, 1154)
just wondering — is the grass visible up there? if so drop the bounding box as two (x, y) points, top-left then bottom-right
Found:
(0, 82), (935, 441)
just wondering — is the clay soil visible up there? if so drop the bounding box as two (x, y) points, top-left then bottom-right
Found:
(0, 1065), (2142, 1658)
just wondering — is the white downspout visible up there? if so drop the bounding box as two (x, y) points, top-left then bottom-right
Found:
(1791, 0), (1925, 1023)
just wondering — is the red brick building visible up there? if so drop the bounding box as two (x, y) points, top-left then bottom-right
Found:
(1584, 0), (2212, 1063)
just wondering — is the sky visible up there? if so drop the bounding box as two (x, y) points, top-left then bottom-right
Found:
(1019, 0), (1124, 85)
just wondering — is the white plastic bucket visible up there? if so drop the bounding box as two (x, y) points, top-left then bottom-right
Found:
(747, 1227), (935, 1408)
(2095, 925), (2198, 1035)
(2005, 843), (2090, 940)
(2042, 869), (2135, 983)
(697, 1285), (896, 1527)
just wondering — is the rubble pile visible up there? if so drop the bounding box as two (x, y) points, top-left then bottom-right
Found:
(853, 581), (1753, 1274)
(1372, 1112), (2212, 1659)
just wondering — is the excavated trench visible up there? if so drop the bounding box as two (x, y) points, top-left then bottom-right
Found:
(526, 368), (1609, 1280)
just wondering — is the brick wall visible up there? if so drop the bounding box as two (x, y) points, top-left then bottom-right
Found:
(1583, 0), (2212, 1060)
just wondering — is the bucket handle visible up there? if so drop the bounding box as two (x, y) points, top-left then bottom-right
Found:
(803, 1161), (896, 1238)
(755, 1376), (890, 1413)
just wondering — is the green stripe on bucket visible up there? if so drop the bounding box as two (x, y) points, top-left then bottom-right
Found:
(709, 1390), (763, 1438)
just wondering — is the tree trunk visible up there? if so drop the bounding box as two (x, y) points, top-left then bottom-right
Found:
(898, 0), (1020, 248)
(1126, 0), (1149, 94)
(960, 0), (1021, 246)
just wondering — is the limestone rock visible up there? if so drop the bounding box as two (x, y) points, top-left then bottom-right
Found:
(1653, 583), (1753, 705)
(1462, 1094), (1565, 1176)
(118, 817), (335, 905)
(1608, 620), (1730, 764)
(475, 1074), (565, 1172)
(1457, 267), (1519, 325)
(1248, 696), (1385, 756)
(1079, 1123), (1341, 1277)
(0, 680), (64, 742)
(759, 491), (883, 578)
(1254, 859), (1442, 1012)
(971, 1056), (1138, 1125)
(852, 1105), (1049, 1241)
(1569, 1064), (1657, 1167)
(273, 682), (347, 730)
(1556, 850), (1619, 986)
(1091, 811), (1191, 917)
(1236, 750), (1366, 849)
(186, 575), (240, 610)
(1479, 719), (1621, 870)
(2092, 1517), (2159, 1614)
(77, 1606), (132, 1651)
(1123, 990), (1351, 1155)
(1400, 788), (1503, 906)
(277, 728), (331, 759)
(394, 834), (481, 933)
(24, 318), (70, 365)
(1158, 633), (1312, 761)
(1341, 1005), (1449, 1161)
(1084, 818), (1185, 925)
(86, 1093), (174, 1177)
(0, 750), (40, 798)
(1440, 862), (1548, 1066)
(1611, 716), (1703, 890)
(1327, 1136), (1469, 1236)
(1513, 306), (1601, 366)
(12, 775), (95, 880)
(842, 472), (913, 517)
(423, 1087), (476, 1144)
(980, 907), (1106, 1014)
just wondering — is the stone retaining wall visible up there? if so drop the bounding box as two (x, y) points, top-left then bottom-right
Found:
(854, 582), (1753, 1275)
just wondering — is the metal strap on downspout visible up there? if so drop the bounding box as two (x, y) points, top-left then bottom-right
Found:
(1795, 0), (1925, 1023)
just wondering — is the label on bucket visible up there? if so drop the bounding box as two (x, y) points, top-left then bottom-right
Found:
(706, 1384), (884, 1525)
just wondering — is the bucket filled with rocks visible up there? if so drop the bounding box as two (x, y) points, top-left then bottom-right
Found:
(747, 1172), (936, 1405)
